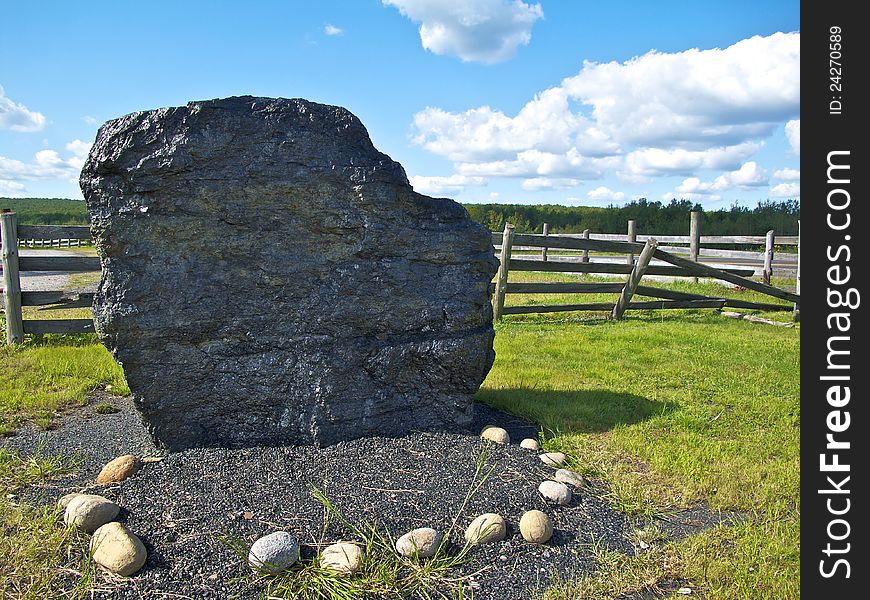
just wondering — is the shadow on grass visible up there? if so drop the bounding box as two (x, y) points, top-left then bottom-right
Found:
(475, 387), (677, 434)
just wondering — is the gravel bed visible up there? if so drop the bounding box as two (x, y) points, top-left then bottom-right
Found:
(5, 395), (734, 599)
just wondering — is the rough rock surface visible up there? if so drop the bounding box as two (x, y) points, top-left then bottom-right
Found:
(64, 494), (120, 533)
(80, 96), (498, 451)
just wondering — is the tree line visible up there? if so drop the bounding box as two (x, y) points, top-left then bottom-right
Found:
(464, 198), (800, 236)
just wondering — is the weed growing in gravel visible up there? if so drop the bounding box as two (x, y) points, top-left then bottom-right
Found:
(222, 445), (498, 599)
(93, 402), (119, 415)
(0, 447), (102, 599)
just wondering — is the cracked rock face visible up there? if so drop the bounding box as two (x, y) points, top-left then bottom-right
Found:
(80, 96), (497, 451)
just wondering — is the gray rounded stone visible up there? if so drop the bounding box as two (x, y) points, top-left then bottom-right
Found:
(519, 510), (553, 544)
(248, 531), (299, 573)
(464, 513), (507, 545)
(90, 521), (147, 576)
(63, 494), (120, 533)
(320, 541), (363, 575)
(395, 527), (443, 558)
(538, 480), (572, 505)
(554, 468), (589, 489)
(57, 492), (81, 509)
(539, 452), (567, 467)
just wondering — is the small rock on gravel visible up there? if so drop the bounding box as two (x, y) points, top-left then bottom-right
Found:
(320, 541), (363, 575)
(248, 531), (300, 573)
(538, 481), (572, 506)
(519, 510), (553, 544)
(90, 521), (147, 576)
(480, 426), (510, 445)
(96, 454), (141, 483)
(539, 452), (567, 467)
(64, 494), (120, 533)
(464, 513), (507, 545)
(554, 468), (589, 489)
(519, 438), (540, 450)
(395, 527), (443, 558)
(57, 492), (81, 509)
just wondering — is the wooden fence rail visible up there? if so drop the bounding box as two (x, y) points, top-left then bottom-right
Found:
(1, 214), (96, 343)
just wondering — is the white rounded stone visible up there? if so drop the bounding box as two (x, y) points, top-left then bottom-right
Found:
(90, 521), (147, 576)
(519, 510), (553, 544)
(554, 468), (589, 489)
(320, 541), (363, 575)
(519, 438), (541, 450)
(539, 452), (567, 467)
(395, 527), (443, 558)
(538, 480), (572, 505)
(248, 531), (299, 573)
(480, 426), (510, 445)
(63, 494), (120, 533)
(464, 513), (507, 545)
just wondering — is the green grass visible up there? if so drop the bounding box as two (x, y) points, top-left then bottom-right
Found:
(0, 333), (128, 435)
(478, 277), (799, 599)
(0, 197), (89, 225)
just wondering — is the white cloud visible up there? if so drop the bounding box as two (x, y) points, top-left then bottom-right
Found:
(0, 86), (46, 132)
(82, 115), (99, 125)
(773, 168), (800, 180)
(621, 143), (761, 180)
(324, 24), (343, 36)
(785, 119), (800, 155)
(0, 141), (88, 189)
(769, 182), (800, 198)
(383, 0), (543, 64)
(587, 186), (625, 202)
(662, 190), (722, 203)
(520, 177), (579, 191)
(675, 161), (768, 196)
(408, 173), (486, 194)
(0, 179), (26, 196)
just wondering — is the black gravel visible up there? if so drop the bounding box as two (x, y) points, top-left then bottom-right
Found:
(4, 394), (735, 599)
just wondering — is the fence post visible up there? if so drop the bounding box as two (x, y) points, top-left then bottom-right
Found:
(793, 221), (800, 322)
(689, 211), (701, 283)
(541, 222), (549, 262)
(1, 210), (24, 344)
(626, 220), (637, 265)
(763, 229), (775, 285)
(492, 223), (515, 322)
(581, 229), (590, 263)
(612, 238), (658, 321)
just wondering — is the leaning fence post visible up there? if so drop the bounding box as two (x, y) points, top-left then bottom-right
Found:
(492, 223), (515, 322)
(541, 222), (549, 262)
(1, 210), (24, 344)
(689, 210), (701, 283)
(793, 221), (800, 322)
(612, 238), (658, 321)
(626, 220), (637, 265)
(763, 229), (775, 285)
(581, 229), (590, 263)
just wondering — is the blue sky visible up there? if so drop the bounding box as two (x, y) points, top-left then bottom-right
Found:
(1, 0), (800, 208)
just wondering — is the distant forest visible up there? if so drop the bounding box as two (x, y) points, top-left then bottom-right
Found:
(2, 197), (800, 236)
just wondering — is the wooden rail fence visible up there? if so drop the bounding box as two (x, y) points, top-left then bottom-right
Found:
(1, 211), (97, 343)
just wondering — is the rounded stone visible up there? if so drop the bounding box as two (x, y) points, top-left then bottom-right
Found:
(519, 438), (541, 450)
(554, 468), (589, 489)
(480, 426), (510, 445)
(63, 494), (120, 533)
(96, 454), (141, 484)
(395, 527), (443, 558)
(464, 513), (507, 545)
(248, 531), (300, 573)
(57, 492), (81, 509)
(519, 510), (553, 544)
(90, 522), (147, 576)
(539, 452), (567, 467)
(320, 541), (363, 575)
(538, 480), (572, 505)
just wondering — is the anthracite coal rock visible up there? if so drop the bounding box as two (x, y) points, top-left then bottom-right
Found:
(80, 96), (497, 451)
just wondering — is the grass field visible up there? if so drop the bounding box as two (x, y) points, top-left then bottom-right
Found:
(0, 273), (799, 598)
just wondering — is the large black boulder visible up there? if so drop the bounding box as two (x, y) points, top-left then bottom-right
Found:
(80, 96), (497, 451)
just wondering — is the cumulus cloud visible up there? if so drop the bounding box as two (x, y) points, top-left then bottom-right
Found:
(0, 178), (26, 196)
(785, 119), (800, 155)
(0, 86), (46, 132)
(520, 177), (579, 191)
(773, 168), (800, 180)
(408, 173), (486, 194)
(0, 140), (90, 190)
(587, 186), (626, 202)
(621, 144), (761, 180)
(769, 182), (800, 198)
(674, 161), (768, 196)
(383, 0), (543, 64)
(324, 24), (343, 35)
